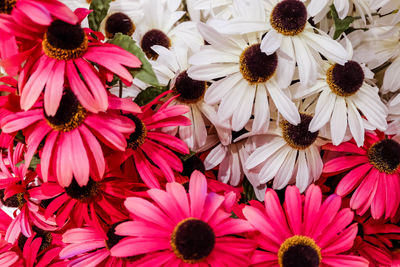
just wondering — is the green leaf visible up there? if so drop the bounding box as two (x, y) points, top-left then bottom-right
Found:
(330, 5), (355, 39)
(134, 85), (168, 106)
(180, 150), (196, 161)
(109, 33), (160, 87)
(88, 0), (112, 31)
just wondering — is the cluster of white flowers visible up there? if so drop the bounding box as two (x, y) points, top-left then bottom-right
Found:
(62, 0), (400, 200)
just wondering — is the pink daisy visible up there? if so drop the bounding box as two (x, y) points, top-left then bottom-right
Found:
(60, 225), (138, 266)
(242, 185), (369, 267)
(1, 8), (141, 115)
(323, 132), (400, 219)
(113, 91), (191, 188)
(1, 90), (140, 187)
(352, 215), (400, 267)
(33, 160), (147, 231)
(0, 237), (19, 267)
(0, 0), (78, 76)
(110, 171), (255, 266)
(0, 143), (58, 245)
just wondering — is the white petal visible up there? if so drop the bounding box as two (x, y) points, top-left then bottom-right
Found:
(192, 105), (208, 149)
(252, 85), (270, 133)
(352, 92), (388, 131)
(307, 0), (330, 17)
(267, 80), (300, 125)
(273, 149), (297, 190)
(309, 90), (336, 132)
(302, 30), (349, 65)
(217, 79), (248, 122)
(259, 146), (291, 184)
(291, 80), (326, 100)
(204, 144), (227, 170)
(261, 29), (282, 55)
(305, 146), (323, 182)
(330, 96), (347, 145)
(232, 86), (256, 131)
(246, 138), (286, 169)
(189, 46), (239, 65)
(383, 57), (400, 93)
(204, 73), (242, 105)
(292, 36), (318, 87)
(275, 38), (295, 88)
(197, 23), (242, 54)
(347, 100), (364, 146)
(295, 150), (310, 193)
(187, 63), (239, 81)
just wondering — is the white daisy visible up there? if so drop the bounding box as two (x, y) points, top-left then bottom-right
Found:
(150, 43), (220, 151)
(308, 0), (374, 23)
(204, 129), (258, 187)
(353, 26), (400, 94)
(133, 0), (203, 60)
(188, 22), (300, 133)
(244, 113), (326, 193)
(291, 57), (388, 146)
(216, 0), (349, 87)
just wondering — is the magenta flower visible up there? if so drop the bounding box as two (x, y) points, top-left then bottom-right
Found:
(110, 171), (256, 266)
(242, 185), (369, 267)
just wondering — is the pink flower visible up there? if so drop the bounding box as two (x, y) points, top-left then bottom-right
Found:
(60, 225), (133, 266)
(112, 91), (191, 188)
(242, 185), (369, 266)
(110, 171), (255, 266)
(1, 8), (141, 115)
(33, 159), (147, 231)
(352, 215), (400, 267)
(0, 143), (58, 244)
(323, 132), (400, 219)
(1, 90), (140, 187)
(0, 0), (78, 76)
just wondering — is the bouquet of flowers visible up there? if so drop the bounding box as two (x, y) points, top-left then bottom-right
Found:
(0, 0), (399, 266)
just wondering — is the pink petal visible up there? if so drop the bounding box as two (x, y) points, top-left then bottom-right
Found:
(66, 130), (90, 186)
(110, 237), (170, 258)
(336, 163), (372, 196)
(44, 60), (65, 116)
(189, 171), (208, 218)
(284, 186), (302, 235)
(323, 156), (368, 173)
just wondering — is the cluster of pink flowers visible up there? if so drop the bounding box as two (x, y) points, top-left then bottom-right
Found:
(0, 0), (399, 266)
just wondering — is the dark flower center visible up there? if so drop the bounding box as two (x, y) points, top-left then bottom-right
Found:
(240, 44), (278, 84)
(0, 189), (26, 209)
(270, 0), (307, 36)
(18, 226), (53, 253)
(64, 178), (99, 202)
(367, 139), (400, 174)
(43, 20), (88, 60)
(278, 235), (321, 267)
(105, 222), (125, 250)
(44, 89), (87, 132)
(174, 71), (207, 103)
(125, 114), (147, 150)
(326, 61), (364, 97)
(171, 218), (215, 263)
(0, 0), (16, 14)
(141, 29), (171, 60)
(280, 114), (318, 150)
(181, 155), (206, 177)
(105, 12), (135, 39)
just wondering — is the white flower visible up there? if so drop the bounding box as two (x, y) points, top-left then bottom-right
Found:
(245, 114), (325, 193)
(308, 0), (374, 23)
(353, 26), (400, 94)
(151, 44), (220, 151)
(291, 59), (388, 146)
(133, 0), (203, 60)
(188, 22), (300, 133)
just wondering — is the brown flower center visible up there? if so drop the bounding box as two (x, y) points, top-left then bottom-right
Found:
(64, 178), (99, 202)
(44, 90), (87, 132)
(326, 61), (364, 97)
(174, 71), (207, 103)
(105, 12), (135, 39)
(125, 114), (147, 150)
(141, 29), (171, 60)
(240, 43), (278, 84)
(270, 0), (307, 36)
(367, 139), (400, 174)
(43, 20), (88, 60)
(278, 235), (321, 267)
(280, 113), (319, 150)
(171, 218), (215, 263)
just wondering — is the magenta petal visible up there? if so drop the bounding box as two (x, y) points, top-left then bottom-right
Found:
(44, 60), (65, 116)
